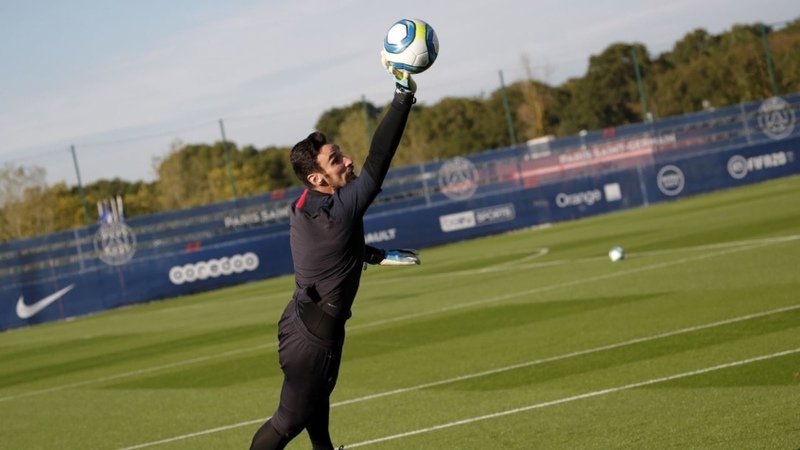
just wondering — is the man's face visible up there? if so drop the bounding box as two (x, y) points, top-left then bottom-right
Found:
(312, 143), (355, 192)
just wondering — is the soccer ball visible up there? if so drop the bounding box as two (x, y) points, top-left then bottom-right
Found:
(608, 246), (625, 262)
(383, 18), (439, 74)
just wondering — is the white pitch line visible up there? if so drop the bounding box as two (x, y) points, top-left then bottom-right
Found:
(118, 419), (267, 450)
(349, 239), (780, 331)
(115, 302), (800, 450)
(367, 233), (800, 283)
(346, 348), (800, 448)
(334, 302), (800, 406)
(363, 247), (552, 285)
(2, 234), (794, 404)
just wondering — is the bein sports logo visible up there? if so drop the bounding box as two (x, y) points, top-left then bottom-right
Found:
(727, 152), (790, 179)
(656, 165), (685, 196)
(439, 204), (515, 232)
(758, 97), (795, 140)
(169, 252), (259, 285)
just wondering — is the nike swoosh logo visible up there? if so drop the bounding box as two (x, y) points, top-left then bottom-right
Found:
(16, 284), (76, 319)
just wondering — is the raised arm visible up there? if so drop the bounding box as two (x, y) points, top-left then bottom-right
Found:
(360, 54), (418, 187)
(361, 89), (414, 188)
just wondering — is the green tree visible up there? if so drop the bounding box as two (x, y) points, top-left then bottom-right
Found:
(665, 29), (718, 66)
(50, 182), (85, 230)
(334, 109), (373, 168)
(82, 177), (156, 221)
(237, 145), (297, 194)
(315, 101), (381, 142)
(0, 163), (60, 241)
(516, 56), (559, 140)
(763, 19), (800, 94)
(153, 140), (241, 209)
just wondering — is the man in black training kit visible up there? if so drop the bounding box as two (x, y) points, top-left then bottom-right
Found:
(249, 54), (421, 450)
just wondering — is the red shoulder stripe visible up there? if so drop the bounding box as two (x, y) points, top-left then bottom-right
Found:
(296, 189), (309, 209)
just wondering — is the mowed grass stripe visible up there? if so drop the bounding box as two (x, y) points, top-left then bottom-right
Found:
(339, 302), (800, 402)
(347, 237), (796, 331)
(112, 302), (800, 449)
(0, 323), (272, 388)
(344, 348), (800, 448)
(0, 235), (790, 401)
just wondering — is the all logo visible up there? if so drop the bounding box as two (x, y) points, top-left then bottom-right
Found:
(656, 165), (685, 196)
(93, 222), (137, 266)
(555, 183), (622, 208)
(439, 204), (515, 232)
(555, 189), (602, 208)
(758, 97), (795, 140)
(169, 252), (259, 285)
(16, 284), (75, 319)
(365, 228), (397, 244)
(727, 152), (790, 179)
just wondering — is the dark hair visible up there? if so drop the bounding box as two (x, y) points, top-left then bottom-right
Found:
(290, 131), (327, 188)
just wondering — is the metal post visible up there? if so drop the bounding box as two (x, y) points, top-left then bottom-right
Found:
(631, 46), (650, 122)
(498, 70), (517, 146)
(218, 119), (238, 199)
(636, 164), (649, 207)
(70, 145), (90, 224)
(760, 24), (779, 96)
(419, 163), (431, 206)
(739, 102), (752, 145)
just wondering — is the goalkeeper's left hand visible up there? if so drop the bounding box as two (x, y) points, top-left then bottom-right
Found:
(379, 248), (421, 266)
(381, 50), (416, 94)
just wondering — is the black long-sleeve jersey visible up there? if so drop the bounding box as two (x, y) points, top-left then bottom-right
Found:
(289, 90), (413, 338)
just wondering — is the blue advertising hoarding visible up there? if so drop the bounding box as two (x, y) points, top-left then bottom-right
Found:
(1, 94), (798, 330)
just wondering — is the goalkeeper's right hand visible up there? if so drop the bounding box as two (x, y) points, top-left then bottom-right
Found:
(379, 249), (421, 266)
(381, 50), (417, 94)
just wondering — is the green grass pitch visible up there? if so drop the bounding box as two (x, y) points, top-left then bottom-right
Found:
(2, 176), (799, 449)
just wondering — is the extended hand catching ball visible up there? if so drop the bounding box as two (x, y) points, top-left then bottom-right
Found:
(383, 18), (438, 74)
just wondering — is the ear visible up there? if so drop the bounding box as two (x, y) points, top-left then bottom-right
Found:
(307, 173), (328, 188)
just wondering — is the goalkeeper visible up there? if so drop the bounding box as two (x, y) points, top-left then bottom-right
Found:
(249, 55), (419, 450)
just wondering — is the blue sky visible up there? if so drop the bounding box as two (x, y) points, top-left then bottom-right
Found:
(1, 0), (797, 184)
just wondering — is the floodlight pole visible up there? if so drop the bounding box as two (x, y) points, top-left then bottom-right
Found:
(499, 70), (517, 146)
(631, 46), (651, 122)
(760, 24), (779, 96)
(218, 119), (238, 199)
(70, 145), (91, 225)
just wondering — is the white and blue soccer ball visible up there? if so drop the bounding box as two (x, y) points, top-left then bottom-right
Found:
(383, 18), (438, 74)
(608, 246), (625, 262)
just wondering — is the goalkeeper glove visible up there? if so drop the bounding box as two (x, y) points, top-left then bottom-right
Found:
(380, 249), (421, 266)
(381, 50), (417, 94)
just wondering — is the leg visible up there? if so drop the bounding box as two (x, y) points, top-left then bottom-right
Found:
(251, 310), (311, 450)
(307, 346), (343, 450)
(256, 315), (338, 447)
(249, 418), (299, 450)
(306, 398), (333, 450)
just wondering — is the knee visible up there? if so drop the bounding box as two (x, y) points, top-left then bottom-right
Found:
(271, 406), (310, 436)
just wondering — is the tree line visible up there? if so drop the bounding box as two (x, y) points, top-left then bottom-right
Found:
(1, 19), (798, 243)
